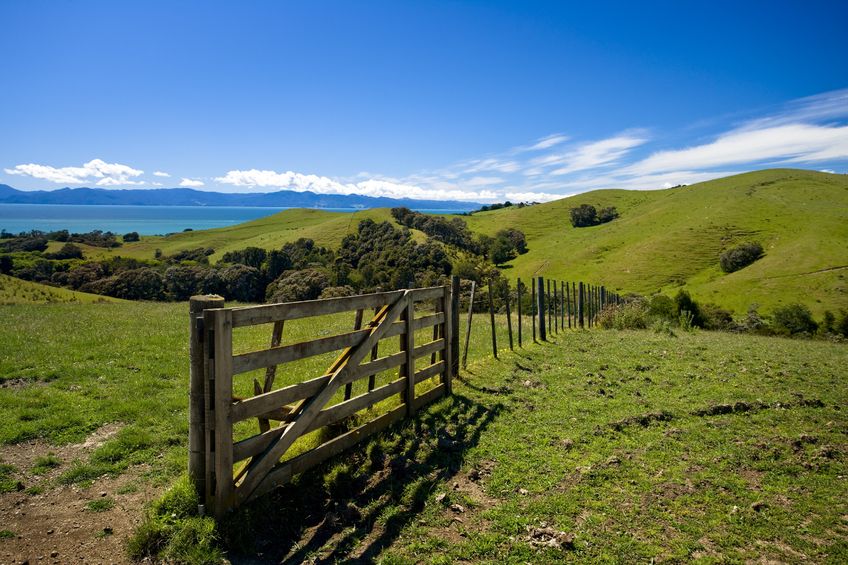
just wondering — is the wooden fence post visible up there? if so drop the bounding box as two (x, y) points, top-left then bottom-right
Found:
(578, 281), (585, 329)
(488, 281), (498, 359)
(188, 295), (224, 506)
(208, 308), (234, 519)
(516, 278), (523, 347)
(462, 281), (476, 369)
(402, 295), (416, 415)
(553, 281), (559, 333)
(531, 277), (536, 342)
(444, 283), (454, 395)
(537, 277), (547, 341)
(504, 281), (514, 351)
(450, 276), (460, 379)
(546, 279), (552, 335)
(565, 281), (572, 329)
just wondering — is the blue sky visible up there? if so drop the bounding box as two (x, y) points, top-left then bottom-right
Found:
(2, 0), (847, 202)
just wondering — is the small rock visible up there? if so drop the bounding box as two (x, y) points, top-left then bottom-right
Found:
(46, 529), (54, 535)
(435, 493), (447, 503)
(560, 439), (574, 450)
(100, 491), (107, 497)
(750, 501), (767, 512)
(50, 552), (58, 559)
(518, 488), (529, 496)
(449, 503), (465, 513)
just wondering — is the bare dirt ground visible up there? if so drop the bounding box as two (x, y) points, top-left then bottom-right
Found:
(0, 425), (159, 565)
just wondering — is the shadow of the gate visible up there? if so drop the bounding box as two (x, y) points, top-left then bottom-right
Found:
(223, 392), (505, 564)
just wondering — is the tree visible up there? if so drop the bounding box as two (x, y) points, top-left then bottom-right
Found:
(570, 204), (598, 227)
(489, 234), (517, 265)
(720, 242), (764, 273)
(49, 243), (84, 260)
(220, 264), (263, 302)
(123, 232), (140, 242)
(674, 290), (703, 327)
(164, 265), (206, 301)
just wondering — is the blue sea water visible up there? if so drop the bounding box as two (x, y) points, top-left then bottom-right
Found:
(0, 204), (467, 235)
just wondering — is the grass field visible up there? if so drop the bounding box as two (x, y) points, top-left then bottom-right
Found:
(0, 298), (846, 562)
(458, 169), (848, 316)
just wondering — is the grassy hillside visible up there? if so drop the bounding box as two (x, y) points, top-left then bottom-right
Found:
(460, 169), (848, 315)
(69, 207), (420, 263)
(44, 168), (847, 315)
(0, 274), (123, 304)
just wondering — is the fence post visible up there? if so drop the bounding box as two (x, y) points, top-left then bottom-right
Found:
(516, 278), (523, 347)
(450, 276), (460, 380)
(462, 281), (476, 369)
(546, 279), (552, 335)
(553, 281), (559, 333)
(207, 308), (234, 519)
(402, 294), (416, 415)
(578, 282), (585, 328)
(537, 276), (547, 341)
(444, 283), (454, 395)
(488, 281), (498, 359)
(504, 281), (514, 351)
(565, 282), (571, 329)
(531, 277), (536, 342)
(188, 295), (224, 506)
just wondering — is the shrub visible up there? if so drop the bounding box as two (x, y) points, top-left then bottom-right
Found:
(47, 243), (84, 260)
(220, 264), (263, 302)
(674, 290), (703, 327)
(648, 295), (676, 321)
(720, 242), (764, 273)
(772, 304), (818, 336)
(123, 231), (140, 242)
(0, 256), (12, 274)
(836, 310), (848, 337)
(109, 268), (165, 300)
(164, 265), (207, 301)
(319, 285), (355, 299)
(266, 268), (331, 303)
(570, 204), (618, 227)
(700, 303), (734, 331)
(596, 300), (649, 330)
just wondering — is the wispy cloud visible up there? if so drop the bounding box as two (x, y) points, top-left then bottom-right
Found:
(153, 171), (170, 177)
(179, 178), (205, 187)
(532, 133), (648, 175)
(4, 159), (144, 186)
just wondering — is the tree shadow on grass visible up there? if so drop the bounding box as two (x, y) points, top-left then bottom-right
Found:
(223, 392), (505, 564)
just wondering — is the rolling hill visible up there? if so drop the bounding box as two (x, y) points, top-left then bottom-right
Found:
(45, 168), (848, 316)
(459, 169), (848, 315)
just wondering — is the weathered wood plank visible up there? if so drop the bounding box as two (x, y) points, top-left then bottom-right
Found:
(414, 360), (445, 384)
(414, 312), (445, 331)
(230, 290), (405, 327)
(211, 309), (235, 518)
(232, 321), (405, 374)
(409, 286), (445, 302)
(413, 338), (445, 360)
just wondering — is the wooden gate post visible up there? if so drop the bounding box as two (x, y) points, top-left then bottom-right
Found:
(537, 276), (547, 341)
(188, 295), (224, 504)
(578, 282), (585, 329)
(531, 277), (536, 342)
(504, 281), (514, 351)
(462, 281), (475, 369)
(450, 276), (460, 379)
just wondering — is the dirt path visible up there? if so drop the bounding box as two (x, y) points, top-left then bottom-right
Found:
(0, 426), (159, 565)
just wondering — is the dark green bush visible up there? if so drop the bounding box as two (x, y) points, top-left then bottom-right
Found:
(720, 242), (764, 273)
(674, 290), (703, 327)
(648, 295), (676, 321)
(772, 304), (818, 336)
(266, 268), (331, 303)
(123, 231), (140, 242)
(700, 303), (734, 331)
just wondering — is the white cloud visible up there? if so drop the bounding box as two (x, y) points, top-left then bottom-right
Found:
(215, 169), (498, 202)
(4, 158), (144, 186)
(504, 191), (563, 202)
(534, 134), (648, 175)
(526, 134), (569, 151)
(461, 158), (521, 174)
(180, 178), (205, 187)
(819, 169), (835, 174)
(627, 123), (848, 175)
(465, 176), (505, 187)
(153, 171), (170, 177)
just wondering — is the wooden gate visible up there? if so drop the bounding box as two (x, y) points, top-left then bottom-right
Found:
(189, 285), (458, 518)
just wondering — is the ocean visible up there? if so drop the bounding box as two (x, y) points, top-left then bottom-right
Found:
(0, 204), (467, 235)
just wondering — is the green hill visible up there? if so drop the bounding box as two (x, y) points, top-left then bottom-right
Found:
(0, 274), (123, 304)
(59, 168), (847, 316)
(459, 169), (848, 316)
(73, 207), (423, 263)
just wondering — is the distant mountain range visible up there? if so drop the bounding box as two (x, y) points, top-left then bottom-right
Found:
(0, 184), (482, 211)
